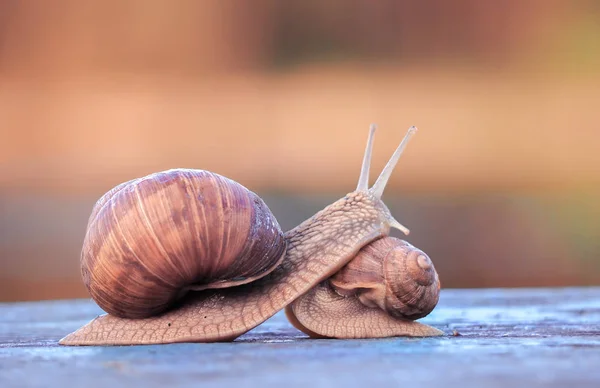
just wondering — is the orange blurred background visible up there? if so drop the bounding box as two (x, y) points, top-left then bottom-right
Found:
(1, 0), (599, 302)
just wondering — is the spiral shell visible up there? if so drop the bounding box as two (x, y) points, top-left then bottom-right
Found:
(80, 169), (287, 319)
(329, 236), (440, 320)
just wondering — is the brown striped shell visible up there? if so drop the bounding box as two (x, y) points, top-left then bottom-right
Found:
(80, 168), (287, 319)
(329, 236), (440, 320)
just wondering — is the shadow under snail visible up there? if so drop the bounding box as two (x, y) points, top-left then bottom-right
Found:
(59, 124), (443, 346)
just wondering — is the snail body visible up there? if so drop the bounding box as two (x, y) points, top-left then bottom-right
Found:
(59, 125), (443, 346)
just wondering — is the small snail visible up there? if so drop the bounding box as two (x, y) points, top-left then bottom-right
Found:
(59, 125), (442, 346)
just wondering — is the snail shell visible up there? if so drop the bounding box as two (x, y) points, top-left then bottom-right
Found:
(80, 169), (286, 319)
(329, 237), (440, 320)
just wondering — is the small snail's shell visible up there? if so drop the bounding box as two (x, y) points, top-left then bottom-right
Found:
(329, 237), (440, 320)
(80, 169), (286, 319)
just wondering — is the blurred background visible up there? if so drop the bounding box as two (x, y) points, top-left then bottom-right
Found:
(1, 0), (599, 303)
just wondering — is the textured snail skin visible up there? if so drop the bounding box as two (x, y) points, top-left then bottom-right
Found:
(79, 169), (287, 319)
(286, 285), (442, 339)
(60, 191), (403, 345)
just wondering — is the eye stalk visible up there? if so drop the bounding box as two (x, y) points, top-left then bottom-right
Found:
(370, 125), (418, 199)
(356, 124), (378, 193)
(355, 124), (418, 236)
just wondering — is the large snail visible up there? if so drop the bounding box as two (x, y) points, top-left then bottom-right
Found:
(59, 125), (443, 346)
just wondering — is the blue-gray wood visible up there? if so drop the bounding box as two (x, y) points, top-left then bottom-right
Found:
(1, 287), (599, 388)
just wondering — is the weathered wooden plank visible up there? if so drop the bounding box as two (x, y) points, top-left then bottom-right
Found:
(1, 287), (599, 387)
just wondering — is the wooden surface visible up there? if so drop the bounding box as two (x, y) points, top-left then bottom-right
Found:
(1, 287), (599, 387)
